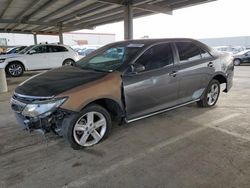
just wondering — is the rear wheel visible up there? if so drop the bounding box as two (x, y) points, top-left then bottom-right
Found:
(233, 59), (241, 66)
(6, 62), (24, 77)
(62, 104), (112, 150)
(197, 79), (220, 108)
(62, 59), (75, 66)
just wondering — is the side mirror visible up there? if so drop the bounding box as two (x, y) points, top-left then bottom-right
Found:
(28, 50), (36, 55)
(132, 63), (145, 73)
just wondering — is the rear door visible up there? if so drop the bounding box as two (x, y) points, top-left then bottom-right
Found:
(174, 41), (215, 103)
(122, 42), (180, 120)
(45, 45), (68, 68)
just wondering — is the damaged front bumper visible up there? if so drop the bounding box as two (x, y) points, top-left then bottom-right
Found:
(10, 93), (72, 135)
(13, 108), (67, 135)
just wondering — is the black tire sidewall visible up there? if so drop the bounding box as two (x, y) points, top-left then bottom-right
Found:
(62, 104), (112, 150)
(204, 79), (220, 107)
(63, 59), (75, 66)
(6, 62), (24, 77)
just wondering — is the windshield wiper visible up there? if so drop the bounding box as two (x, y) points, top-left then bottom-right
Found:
(77, 66), (111, 73)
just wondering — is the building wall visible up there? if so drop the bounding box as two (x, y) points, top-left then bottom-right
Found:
(199, 36), (250, 48)
(0, 32), (116, 46)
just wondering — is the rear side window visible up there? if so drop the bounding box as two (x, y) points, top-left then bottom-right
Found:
(200, 49), (212, 59)
(176, 42), (212, 63)
(135, 43), (174, 72)
(48, 45), (68, 53)
(175, 42), (201, 63)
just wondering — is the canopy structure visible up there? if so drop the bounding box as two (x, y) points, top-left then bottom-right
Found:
(0, 0), (216, 43)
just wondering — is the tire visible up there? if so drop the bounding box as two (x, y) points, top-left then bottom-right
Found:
(6, 62), (24, 77)
(197, 79), (220, 108)
(233, 59), (241, 66)
(62, 59), (75, 66)
(62, 104), (112, 150)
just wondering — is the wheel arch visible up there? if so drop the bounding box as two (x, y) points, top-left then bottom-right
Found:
(84, 98), (125, 122)
(5, 60), (26, 71)
(63, 58), (75, 64)
(212, 73), (227, 92)
(212, 74), (227, 84)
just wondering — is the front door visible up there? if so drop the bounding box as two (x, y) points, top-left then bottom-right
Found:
(25, 45), (48, 70)
(122, 43), (179, 120)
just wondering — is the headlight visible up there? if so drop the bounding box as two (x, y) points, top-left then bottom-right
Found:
(0, 59), (5, 63)
(22, 97), (67, 118)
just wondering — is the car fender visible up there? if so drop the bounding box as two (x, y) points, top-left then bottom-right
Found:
(58, 71), (123, 112)
(5, 58), (26, 70)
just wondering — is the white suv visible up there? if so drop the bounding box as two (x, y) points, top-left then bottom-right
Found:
(0, 44), (80, 77)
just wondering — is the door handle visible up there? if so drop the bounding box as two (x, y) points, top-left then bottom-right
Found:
(169, 70), (177, 77)
(208, 62), (214, 67)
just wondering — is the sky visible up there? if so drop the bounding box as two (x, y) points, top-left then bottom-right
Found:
(78, 0), (250, 41)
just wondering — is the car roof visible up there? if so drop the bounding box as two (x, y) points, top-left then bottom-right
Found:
(111, 38), (212, 51)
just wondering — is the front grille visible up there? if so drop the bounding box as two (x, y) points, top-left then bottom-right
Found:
(11, 93), (53, 113)
(10, 98), (27, 113)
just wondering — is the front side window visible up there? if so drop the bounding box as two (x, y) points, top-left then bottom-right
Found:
(135, 43), (174, 72)
(30, 45), (48, 54)
(19, 45), (35, 54)
(76, 43), (145, 72)
(176, 42), (202, 63)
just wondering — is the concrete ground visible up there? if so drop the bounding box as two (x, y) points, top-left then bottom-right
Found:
(0, 66), (250, 188)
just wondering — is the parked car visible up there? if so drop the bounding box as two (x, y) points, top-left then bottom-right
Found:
(0, 46), (27, 55)
(233, 50), (250, 65)
(214, 46), (246, 55)
(10, 38), (234, 149)
(0, 44), (80, 77)
(72, 45), (101, 57)
(77, 48), (97, 57)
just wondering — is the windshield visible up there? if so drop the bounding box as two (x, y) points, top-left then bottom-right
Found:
(76, 43), (145, 72)
(19, 45), (35, 54)
(6, 47), (14, 53)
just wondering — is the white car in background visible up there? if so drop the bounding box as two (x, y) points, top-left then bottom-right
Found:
(214, 46), (246, 55)
(0, 44), (80, 77)
(72, 45), (102, 57)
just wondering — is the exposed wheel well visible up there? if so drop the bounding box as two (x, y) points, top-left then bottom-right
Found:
(213, 74), (227, 84)
(5, 61), (25, 71)
(87, 99), (124, 122)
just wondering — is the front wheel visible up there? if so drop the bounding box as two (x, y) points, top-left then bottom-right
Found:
(62, 104), (112, 150)
(197, 79), (220, 108)
(6, 62), (24, 77)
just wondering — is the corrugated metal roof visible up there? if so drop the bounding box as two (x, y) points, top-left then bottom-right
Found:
(0, 0), (216, 35)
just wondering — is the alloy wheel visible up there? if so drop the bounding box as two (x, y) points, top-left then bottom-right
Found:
(207, 83), (219, 106)
(8, 63), (23, 76)
(73, 111), (107, 147)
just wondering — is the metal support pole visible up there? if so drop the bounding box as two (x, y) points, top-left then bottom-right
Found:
(0, 69), (8, 93)
(124, 1), (133, 40)
(58, 25), (63, 44)
(33, 33), (37, 44)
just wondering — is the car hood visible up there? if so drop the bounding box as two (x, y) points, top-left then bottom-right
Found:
(0, 54), (24, 59)
(15, 66), (108, 97)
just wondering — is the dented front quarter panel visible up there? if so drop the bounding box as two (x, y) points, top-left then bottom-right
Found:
(57, 71), (123, 112)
